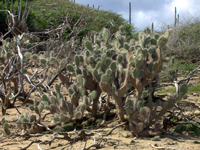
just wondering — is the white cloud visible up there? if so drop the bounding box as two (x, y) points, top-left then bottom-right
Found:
(75, 0), (200, 31)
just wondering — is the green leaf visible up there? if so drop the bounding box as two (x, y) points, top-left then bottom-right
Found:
(39, 55), (45, 59)
(117, 55), (123, 63)
(79, 55), (84, 62)
(149, 63), (153, 73)
(34, 98), (37, 107)
(103, 28), (109, 42)
(50, 57), (59, 67)
(60, 113), (68, 122)
(142, 91), (148, 98)
(32, 54), (38, 60)
(110, 61), (117, 71)
(3, 123), (9, 131)
(74, 55), (80, 67)
(95, 61), (101, 70)
(85, 50), (90, 57)
(67, 65), (74, 72)
(133, 68), (138, 78)
(54, 116), (60, 122)
(26, 44), (32, 49)
(83, 96), (88, 105)
(87, 66), (93, 72)
(82, 68), (87, 78)
(29, 105), (35, 111)
(124, 43), (129, 50)
(55, 84), (60, 94)
(76, 68), (82, 75)
(85, 41), (93, 51)
(40, 59), (46, 65)
(142, 49), (148, 57)
(50, 96), (57, 105)
(50, 51), (54, 58)
(59, 59), (68, 68)
(23, 118), (29, 123)
(1, 118), (5, 125)
(29, 115), (35, 122)
(89, 56), (95, 65)
(154, 34), (160, 40)
(151, 39), (157, 45)
(42, 94), (49, 103)
(144, 37), (151, 45)
(137, 101), (143, 109)
(0, 57), (4, 64)
(53, 91), (57, 97)
(20, 115), (24, 120)
(90, 91), (97, 101)
(80, 104), (86, 114)
(125, 108), (131, 116)
(101, 54), (106, 64)
(106, 69), (112, 75)
(180, 84), (188, 95)
(74, 111), (82, 119)
(106, 50), (112, 57)
(105, 58), (111, 67)
(139, 70), (144, 78)
(101, 74), (109, 82)
(38, 102), (44, 113)
(136, 59), (142, 68)
(24, 52), (32, 59)
(7, 53), (11, 59)
(77, 75), (84, 87)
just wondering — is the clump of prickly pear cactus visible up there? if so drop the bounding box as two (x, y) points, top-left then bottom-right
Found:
(75, 25), (189, 136)
(17, 112), (36, 130)
(29, 97), (45, 122)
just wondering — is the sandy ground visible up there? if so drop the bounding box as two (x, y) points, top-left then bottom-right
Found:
(0, 77), (200, 150)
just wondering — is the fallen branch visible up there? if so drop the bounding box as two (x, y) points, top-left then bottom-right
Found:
(148, 142), (180, 150)
(102, 121), (127, 136)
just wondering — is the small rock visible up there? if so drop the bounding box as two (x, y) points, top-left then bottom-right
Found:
(194, 141), (200, 144)
(130, 140), (135, 144)
(153, 143), (158, 146)
(193, 93), (199, 96)
(122, 131), (128, 138)
(194, 110), (200, 115)
(151, 135), (161, 141)
(167, 141), (177, 145)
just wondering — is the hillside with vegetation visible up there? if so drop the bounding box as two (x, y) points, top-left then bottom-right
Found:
(0, 0), (200, 149)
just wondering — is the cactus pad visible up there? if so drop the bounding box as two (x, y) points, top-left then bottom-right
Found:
(110, 61), (117, 71)
(180, 84), (188, 95)
(90, 91), (97, 101)
(74, 55), (80, 67)
(67, 65), (74, 72)
(85, 41), (93, 51)
(29, 105), (35, 111)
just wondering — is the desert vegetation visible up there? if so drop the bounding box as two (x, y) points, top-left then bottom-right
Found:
(0, 0), (200, 150)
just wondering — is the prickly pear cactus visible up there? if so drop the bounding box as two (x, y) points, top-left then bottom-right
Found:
(17, 112), (36, 129)
(1, 118), (10, 135)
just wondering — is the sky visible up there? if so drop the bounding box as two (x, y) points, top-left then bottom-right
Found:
(75, 0), (200, 31)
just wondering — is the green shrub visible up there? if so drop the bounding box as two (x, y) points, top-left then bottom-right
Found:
(174, 121), (200, 136)
(188, 84), (200, 93)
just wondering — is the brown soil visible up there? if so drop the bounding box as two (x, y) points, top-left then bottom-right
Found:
(0, 77), (200, 150)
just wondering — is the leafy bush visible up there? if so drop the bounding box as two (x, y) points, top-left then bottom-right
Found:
(167, 18), (200, 63)
(188, 84), (200, 93)
(174, 121), (200, 136)
(0, 0), (137, 40)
